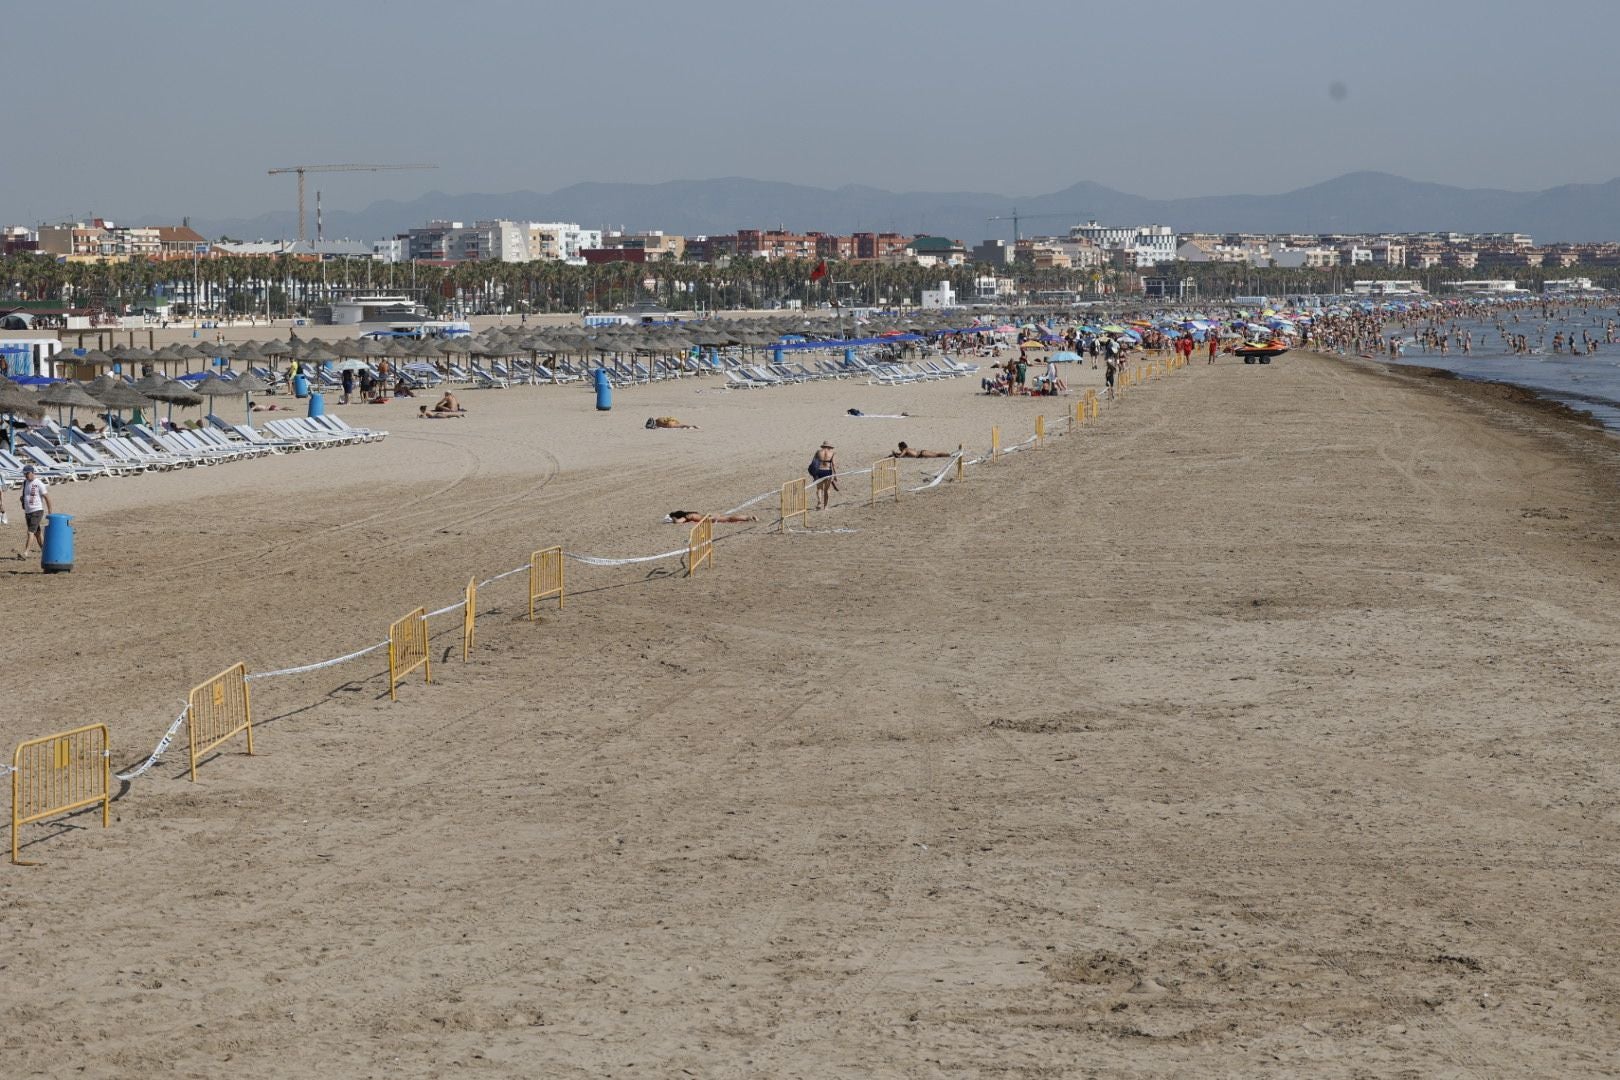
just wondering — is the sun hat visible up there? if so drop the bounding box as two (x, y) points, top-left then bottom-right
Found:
(22, 464), (34, 474)
(820, 441), (833, 448)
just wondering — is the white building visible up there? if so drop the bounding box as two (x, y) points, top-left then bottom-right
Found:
(1544, 277), (1603, 295)
(972, 275), (1017, 301)
(920, 280), (957, 309)
(1069, 221), (1176, 267)
(1446, 280), (1525, 295)
(526, 222), (600, 264)
(372, 238), (406, 263)
(1350, 280), (1427, 296)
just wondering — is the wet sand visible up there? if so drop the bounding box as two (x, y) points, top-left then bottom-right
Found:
(4, 350), (1620, 1077)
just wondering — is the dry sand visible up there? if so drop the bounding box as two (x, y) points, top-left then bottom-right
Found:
(4, 349), (1620, 1077)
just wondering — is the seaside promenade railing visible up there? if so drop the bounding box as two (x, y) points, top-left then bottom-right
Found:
(3, 351), (1197, 864)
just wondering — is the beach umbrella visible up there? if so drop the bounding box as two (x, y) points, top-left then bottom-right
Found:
(37, 381), (106, 441)
(0, 383), (43, 453)
(189, 373), (248, 425)
(226, 371), (270, 425)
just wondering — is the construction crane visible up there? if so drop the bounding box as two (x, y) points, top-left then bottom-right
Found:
(985, 209), (1088, 243)
(267, 163), (438, 244)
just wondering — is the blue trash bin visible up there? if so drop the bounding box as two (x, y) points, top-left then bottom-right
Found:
(41, 513), (74, 573)
(308, 392), (325, 418)
(292, 374), (310, 398)
(593, 369), (612, 411)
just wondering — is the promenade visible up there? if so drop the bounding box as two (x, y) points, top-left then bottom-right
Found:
(5, 352), (1619, 1077)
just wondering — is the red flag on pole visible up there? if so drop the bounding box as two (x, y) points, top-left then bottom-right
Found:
(809, 260), (827, 282)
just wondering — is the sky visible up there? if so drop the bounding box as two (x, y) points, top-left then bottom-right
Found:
(9, 0), (1620, 225)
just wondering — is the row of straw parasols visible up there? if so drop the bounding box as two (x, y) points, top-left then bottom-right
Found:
(0, 370), (273, 446)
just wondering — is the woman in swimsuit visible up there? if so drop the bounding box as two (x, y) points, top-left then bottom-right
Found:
(808, 441), (838, 509)
(667, 511), (758, 524)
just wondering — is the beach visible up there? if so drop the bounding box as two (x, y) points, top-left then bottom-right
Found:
(4, 349), (1620, 1077)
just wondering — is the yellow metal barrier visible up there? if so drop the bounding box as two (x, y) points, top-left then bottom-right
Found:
(990, 425), (1001, 460)
(528, 545), (564, 619)
(870, 457), (899, 504)
(1035, 414), (1046, 448)
(1087, 390), (1100, 418)
(187, 662), (254, 782)
(388, 607), (431, 701)
(12, 723), (110, 865)
(686, 517), (714, 577)
(463, 577), (477, 661)
(779, 477), (808, 532)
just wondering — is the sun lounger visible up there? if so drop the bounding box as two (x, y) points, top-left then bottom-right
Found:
(724, 370), (771, 389)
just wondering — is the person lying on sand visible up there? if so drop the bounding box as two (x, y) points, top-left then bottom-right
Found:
(419, 405), (463, 419)
(434, 392), (465, 413)
(646, 416), (699, 429)
(665, 510), (758, 524)
(891, 442), (952, 458)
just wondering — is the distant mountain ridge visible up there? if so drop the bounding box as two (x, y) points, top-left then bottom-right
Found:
(186, 172), (1620, 246)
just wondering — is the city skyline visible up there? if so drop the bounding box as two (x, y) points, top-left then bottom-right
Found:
(9, 0), (1620, 225)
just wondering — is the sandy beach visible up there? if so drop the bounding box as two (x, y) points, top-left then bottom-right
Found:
(5, 348), (1620, 1077)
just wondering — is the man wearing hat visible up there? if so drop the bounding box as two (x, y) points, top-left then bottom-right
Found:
(808, 441), (838, 510)
(18, 464), (51, 560)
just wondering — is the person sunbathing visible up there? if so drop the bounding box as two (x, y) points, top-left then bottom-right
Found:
(434, 392), (465, 413)
(891, 442), (952, 458)
(665, 510), (757, 524)
(393, 379), (416, 398)
(419, 405), (464, 419)
(646, 416), (699, 429)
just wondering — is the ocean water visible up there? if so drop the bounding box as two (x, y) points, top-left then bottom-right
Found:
(1381, 304), (1620, 429)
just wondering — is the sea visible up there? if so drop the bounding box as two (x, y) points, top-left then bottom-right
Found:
(1379, 301), (1620, 430)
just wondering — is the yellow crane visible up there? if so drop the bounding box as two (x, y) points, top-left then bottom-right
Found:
(267, 163), (438, 244)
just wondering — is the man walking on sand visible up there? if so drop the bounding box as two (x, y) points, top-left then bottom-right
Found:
(18, 464), (51, 560)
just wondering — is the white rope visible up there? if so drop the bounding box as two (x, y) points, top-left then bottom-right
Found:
(907, 452), (963, 492)
(564, 546), (689, 567)
(97, 404), (1112, 794)
(478, 565), (530, 587)
(116, 706), (189, 782)
(720, 487), (780, 517)
(245, 640), (387, 682)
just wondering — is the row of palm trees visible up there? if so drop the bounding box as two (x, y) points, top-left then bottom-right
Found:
(2, 253), (1140, 320)
(7, 251), (1616, 321)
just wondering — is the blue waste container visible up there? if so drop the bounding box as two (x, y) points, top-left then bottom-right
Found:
(292, 374), (310, 398)
(308, 392), (325, 418)
(41, 513), (74, 573)
(593, 369), (612, 411)
(772, 345), (784, 365)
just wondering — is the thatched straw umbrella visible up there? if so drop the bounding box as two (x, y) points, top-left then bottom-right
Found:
(37, 381), (107, 441)
(0, 382), (43, 453)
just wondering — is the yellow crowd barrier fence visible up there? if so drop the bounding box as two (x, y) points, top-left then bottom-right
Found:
(388, 607), (431, 700)
(187, 662), (254, 782)
(871, 457), (899, 504)
(529, 545), (564, 618)
(779, 477), (808, 532)
(10, 356), (1197, 862)
(687, 517), (714, 576)
(12, 723), (110, 865)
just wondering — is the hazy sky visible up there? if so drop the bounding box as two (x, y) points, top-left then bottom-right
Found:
(10, 0), (1620, 224)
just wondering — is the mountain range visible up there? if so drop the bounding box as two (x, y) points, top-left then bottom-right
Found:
(187, 172), (1620, 246)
